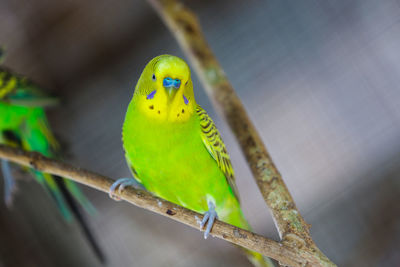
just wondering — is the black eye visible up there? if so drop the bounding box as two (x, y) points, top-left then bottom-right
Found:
(152, 74), (156, 81)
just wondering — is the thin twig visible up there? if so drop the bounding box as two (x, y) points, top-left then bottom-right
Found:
(146, 0), (335, 266)
(0, 144), (308, 266)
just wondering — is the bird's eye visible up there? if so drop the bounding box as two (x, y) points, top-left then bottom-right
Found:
(152, 74), (156, 81)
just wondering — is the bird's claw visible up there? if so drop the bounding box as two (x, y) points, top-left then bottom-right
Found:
(200, 202), (218, 239)
(109, 178), (143, 201)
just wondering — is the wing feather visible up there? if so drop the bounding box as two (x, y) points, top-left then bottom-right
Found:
(196, 105), (240, 201)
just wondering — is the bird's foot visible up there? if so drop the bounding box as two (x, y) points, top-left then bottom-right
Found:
(200, 201), (218, 239)
(1, 160), (17, 207)
(109, 177), (144, 201)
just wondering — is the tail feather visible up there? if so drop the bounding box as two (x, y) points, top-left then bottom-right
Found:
(245, 249), (275, 267)
(240, 223), (276, 267)
(35, 171), (106, 263)
(37, 172), (73, 220)
(63, 179), (96, 215)
(55, 177), (106, 263)
(224, 206), (275, 267)
(30, 156), (105, 263)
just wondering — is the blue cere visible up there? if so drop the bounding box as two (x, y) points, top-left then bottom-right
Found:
(163, 77), (181, 89)
(163, 77), (173, 87)
(174, 79), (181, 88)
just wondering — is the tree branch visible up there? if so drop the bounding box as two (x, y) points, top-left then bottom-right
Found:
(0, 144), (308, 266)
(146, 0), (335, 266)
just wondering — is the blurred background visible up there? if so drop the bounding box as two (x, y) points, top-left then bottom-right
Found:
(1, 0), (400, 266)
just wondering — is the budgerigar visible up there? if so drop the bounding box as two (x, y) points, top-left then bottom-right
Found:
(110, 55), (274, 267)
(0, 53), (104, 262)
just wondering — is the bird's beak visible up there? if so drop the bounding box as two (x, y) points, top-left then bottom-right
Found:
(166, 87), (178, 98)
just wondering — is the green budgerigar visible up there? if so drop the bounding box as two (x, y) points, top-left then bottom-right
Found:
(110, 55), (273, 267)
(0, 54), (104, 262)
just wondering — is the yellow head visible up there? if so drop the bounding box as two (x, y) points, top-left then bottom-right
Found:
(133, 55), (196, 122)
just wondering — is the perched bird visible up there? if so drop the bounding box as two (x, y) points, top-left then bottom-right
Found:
(110, 55), (274, 267)
(0, 54), (105, 262)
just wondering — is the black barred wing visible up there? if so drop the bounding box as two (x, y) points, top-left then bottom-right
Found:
(196, 105), (240, 201)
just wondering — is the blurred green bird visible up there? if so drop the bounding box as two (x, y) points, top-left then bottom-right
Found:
(0, 48), (104, 262)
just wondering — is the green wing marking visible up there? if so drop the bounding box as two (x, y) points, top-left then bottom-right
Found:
(196, 105), (240, 201)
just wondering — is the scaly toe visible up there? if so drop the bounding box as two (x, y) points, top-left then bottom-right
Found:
(200, 202), (218, 239)
(204, 211), (217, 239)
(119, 179), (137, 194)
(200, 212), (210, 229)
(109, 178), (130, 200)
(109, 178), (142, 201)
